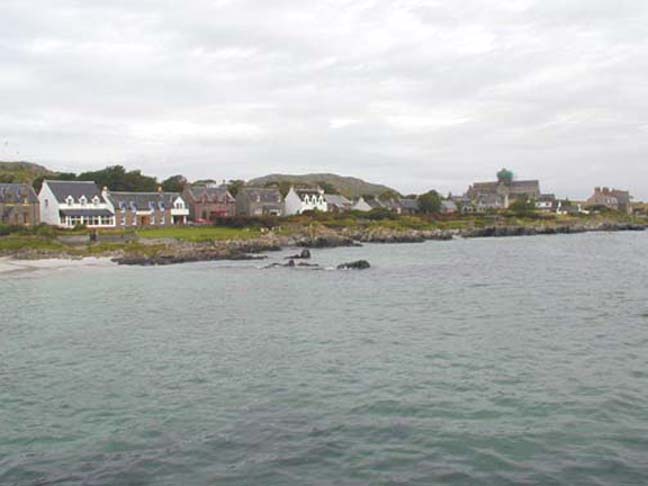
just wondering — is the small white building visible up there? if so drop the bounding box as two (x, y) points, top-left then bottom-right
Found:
(39, 180), (115, 228)
(352, 197), (372, 212)
(283, 187), (328, 215)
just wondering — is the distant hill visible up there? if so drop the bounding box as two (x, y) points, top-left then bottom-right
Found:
(0, 161), (54, 183)
(247, 173), (399, 198)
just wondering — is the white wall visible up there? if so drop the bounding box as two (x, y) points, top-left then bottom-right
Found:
(38, 182), (60, 226)
(283, 187), (303, 216)
(352, 197), (372, 212)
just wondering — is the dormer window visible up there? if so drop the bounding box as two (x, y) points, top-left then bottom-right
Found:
(79, 195), (87, 206)
(65, 195), (74, 205)
(92, 196), (100, 206)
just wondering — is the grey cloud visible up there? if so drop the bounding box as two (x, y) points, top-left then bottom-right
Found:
(0, 0), (647, 198)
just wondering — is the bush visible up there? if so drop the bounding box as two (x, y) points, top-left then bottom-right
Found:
(365, 208), (397, 221)
(211, 215), (279, 229)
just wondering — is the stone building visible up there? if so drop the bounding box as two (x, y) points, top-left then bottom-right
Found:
(466, 169), (542, 210)
(235, 188), (284, 217)
(0, 183), (40, 226)
(182, 184), (236, 222)
(586, 187), (632, 214)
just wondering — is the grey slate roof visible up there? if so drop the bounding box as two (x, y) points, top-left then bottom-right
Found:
(509, 180), (541, 195)
(185, 185), (234, 203)
(45, 180), (102, 203)
(238, 188), (283, 203)
(60, 209), (113, 217)
(399, 198), (419, 211)
(323, 194), (351, 207)
(441, 200), (458, 212)
(108, 191), (180, 211)
(0, 183), (38, 204)
(295, 188), (322, 199)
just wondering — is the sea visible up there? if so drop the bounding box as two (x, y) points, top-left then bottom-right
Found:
(2, 231), (648, 485)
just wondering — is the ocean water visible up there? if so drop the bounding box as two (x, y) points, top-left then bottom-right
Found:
(2, 232), (648, 485)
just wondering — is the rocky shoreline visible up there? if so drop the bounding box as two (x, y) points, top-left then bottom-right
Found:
(3, 221), (645, 266)
(111, 221), (646, 266)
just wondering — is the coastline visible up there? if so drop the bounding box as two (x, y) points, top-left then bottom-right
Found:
(0, 256), (116, 275)
(1, 219), (645, 267)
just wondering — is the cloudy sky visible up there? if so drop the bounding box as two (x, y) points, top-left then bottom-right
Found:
(1, 0), (647, 198)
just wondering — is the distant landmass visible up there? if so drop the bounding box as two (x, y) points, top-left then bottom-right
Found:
(247, 173), (399, 198)
(0, 161), (54, 183)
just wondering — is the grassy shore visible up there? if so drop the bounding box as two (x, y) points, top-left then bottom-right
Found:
(137, 226), (262, 242)
(1, 210), (646, 261)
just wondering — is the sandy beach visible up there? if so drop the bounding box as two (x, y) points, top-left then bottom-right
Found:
(0, 256), (116, 275)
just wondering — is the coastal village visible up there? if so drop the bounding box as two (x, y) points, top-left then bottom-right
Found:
(0, 163), (645, 266)
(0, 167), (641, 229)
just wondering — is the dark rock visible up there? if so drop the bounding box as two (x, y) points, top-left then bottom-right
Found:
(297, 236), (361, 248)
(337, 260), (371, 270)
(263, 259), (299, 269)
(285, 248), (312, 259)
(113, 251), (266, 266)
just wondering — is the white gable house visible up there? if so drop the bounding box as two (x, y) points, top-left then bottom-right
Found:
(352, 197), (372, 212)
(283, 187), (328, 215)
(39, 180), (115, 228)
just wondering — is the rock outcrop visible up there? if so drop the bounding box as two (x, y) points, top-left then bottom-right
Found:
(337, 260), (371, 270)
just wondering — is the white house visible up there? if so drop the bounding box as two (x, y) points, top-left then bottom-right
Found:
(39, 180), (116, 228)
(283, 187), (328, 215)
(352, 197), (372, 212)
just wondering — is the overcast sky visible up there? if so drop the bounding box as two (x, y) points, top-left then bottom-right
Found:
(1, 0), (647, 198)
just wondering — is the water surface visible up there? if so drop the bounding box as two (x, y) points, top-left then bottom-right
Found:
(2, 232), (648, 485)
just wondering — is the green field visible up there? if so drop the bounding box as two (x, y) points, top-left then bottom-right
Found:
(136, 226), (262, 242)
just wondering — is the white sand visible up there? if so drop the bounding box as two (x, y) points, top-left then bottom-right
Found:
(0, 256), (116, 275)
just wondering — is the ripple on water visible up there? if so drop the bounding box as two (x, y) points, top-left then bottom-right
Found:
(2, 233), (648, 484)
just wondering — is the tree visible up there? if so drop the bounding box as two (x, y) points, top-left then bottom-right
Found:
(509, 199), (536, 215)
(77, 165), (158, 192)
(418, 190), (442, 214)
(161, 174), (187, 192)
(227, 179), (245, 197)
(32, 172), (77, 192)
(194, 179), (218, 186)
(315, 181), (339, 195)
(264, 181), (292, 197)
(379, 190), (402, 201)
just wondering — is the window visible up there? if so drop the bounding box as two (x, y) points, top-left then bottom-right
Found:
(92, 196), (100, 206)
(44, 199), (49, 208)
(79, 195), (87, 206)
(120, 214), (126, 226)
(66, 196), (74, 205)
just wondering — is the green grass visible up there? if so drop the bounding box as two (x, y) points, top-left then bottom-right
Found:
(0, 234), (67, 253)
(136, 226), (262, 242)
